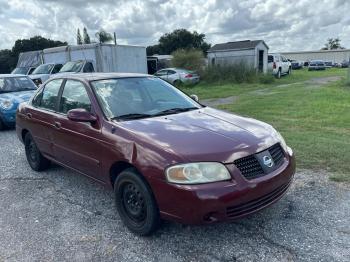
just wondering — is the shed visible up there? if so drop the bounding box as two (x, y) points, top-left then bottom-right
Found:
(207, 40), (269, 73)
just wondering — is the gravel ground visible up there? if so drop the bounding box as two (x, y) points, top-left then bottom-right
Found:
(0, 129), (349, 262)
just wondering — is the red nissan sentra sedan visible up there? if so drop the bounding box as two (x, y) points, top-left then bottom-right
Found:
(16, 73), (295, 235)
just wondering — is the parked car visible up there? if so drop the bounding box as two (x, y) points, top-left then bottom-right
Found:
(154, 68), (200, 85)
(308, 60), (326, 71)
(12, 66), (36, 75)
(0, 74), (37, 130)
(268, 54), (292, 78)
(290, 60), (303, 70)
(324, 61), (333, 68)
(54, 60), (95, 76)
(30, 63), (63, 86)
(340, 60), (349, 68)
(16, 73), (295, 236)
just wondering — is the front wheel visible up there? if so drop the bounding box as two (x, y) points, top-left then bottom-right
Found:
(287, 67), (292, 75)
(114, 169), (160, 236)
(173, 79), (182, 86)
(24, 133), (50, 171)
(276, 69), (281, 79)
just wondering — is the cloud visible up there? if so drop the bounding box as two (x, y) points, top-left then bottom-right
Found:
(0, 0), (349, 52)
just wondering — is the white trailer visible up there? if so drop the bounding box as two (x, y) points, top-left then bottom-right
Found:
(42, 43), (147, 74)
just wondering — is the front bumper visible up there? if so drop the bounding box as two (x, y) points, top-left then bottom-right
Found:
(0, 110), (17, 127)
(151, 151), (296, 225)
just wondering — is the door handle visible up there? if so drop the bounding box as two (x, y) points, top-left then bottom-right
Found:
(54, 122), (61, 129)
(26, 113), (32, 119)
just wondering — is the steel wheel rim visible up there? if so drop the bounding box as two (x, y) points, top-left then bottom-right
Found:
(121, 182), (147, 223)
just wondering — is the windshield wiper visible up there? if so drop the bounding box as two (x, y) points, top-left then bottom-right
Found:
(112, 113), (153, 121)
(153, 107), (198, 116)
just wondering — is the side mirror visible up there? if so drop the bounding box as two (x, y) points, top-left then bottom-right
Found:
(190, 94), (199, 102)
(67, 108), (97, 123)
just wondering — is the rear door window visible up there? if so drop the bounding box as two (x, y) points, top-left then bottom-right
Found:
(39, 79), (63, 111)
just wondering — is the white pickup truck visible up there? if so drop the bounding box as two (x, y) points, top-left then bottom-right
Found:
(268, 54), (292, 78)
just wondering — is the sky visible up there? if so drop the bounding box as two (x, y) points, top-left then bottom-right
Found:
(0, 0), (349, 52)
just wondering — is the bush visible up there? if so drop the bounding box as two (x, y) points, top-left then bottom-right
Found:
(201, 62), (258, 84)
(171, 49), (205, 72)
(258, 74), (275, 84)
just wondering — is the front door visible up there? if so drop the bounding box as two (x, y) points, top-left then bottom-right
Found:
(52, 79), (102, 181)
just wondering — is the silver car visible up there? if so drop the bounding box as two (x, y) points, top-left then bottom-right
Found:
(154, 68), (200, 85)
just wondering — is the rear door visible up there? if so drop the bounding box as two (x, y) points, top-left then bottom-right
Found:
(27, 79), (64, 159)
(52, 79), (102, 181)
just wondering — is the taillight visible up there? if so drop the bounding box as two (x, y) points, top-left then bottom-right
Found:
(273, 62), (276, 69)
(185, 74), (193, 78)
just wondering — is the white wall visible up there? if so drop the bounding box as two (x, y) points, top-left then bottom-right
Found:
(42, 44), (148, 73)
(115, 45), (147, 73)
(281, 49), (350, 63)
(207, 44), (268, 73)
(207, 49), (256, 67)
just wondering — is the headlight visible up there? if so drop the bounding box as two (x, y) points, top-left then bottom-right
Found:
(275, 131), (289, 152)
(0, 100), (13, 110)
(166, 162), (231, 184)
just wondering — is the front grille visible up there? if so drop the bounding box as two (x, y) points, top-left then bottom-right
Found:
(226, 181), (290, 218)
(234, 143), (285, 180)
(269, 143), (285, 167)
(234, 155), (264, 179)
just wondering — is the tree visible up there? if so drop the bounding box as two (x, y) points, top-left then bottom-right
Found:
(83, 27), (91, 44)
(147, 29), (211, 56)
(0, 36), (67, 73)
(171, 49), (205, 73)
(321, 38), (345, 50)
(95, 29), (113, 44)
(11, 36), (67, 57)
(77, 29), (82, 45)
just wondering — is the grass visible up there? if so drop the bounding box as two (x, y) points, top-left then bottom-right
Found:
(181, 68), (350, 182)
(182, 68), (347, 99)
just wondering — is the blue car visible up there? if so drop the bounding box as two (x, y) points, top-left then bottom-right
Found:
(0, 74), (37, 130)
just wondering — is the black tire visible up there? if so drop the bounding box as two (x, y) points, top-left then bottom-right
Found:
(0, 119), (4, 131)
(287, 67), (292, 75)
(114, 168), (160, 236)
(276, 69), (281, 79)
(173, 79), (181, 86)
(24, 133), (50, 171)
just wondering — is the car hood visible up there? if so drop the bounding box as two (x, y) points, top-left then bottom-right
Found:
(0, 90), (36, 109)
(118, 107), (281, 163)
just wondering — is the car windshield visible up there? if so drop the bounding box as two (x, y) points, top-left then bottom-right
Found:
(32, 64), (54, 75)
(60, 61), (84, 73)
(0, 77), (36, 93)
(12, 67), (28, 74)
(91, 77), (201, 120)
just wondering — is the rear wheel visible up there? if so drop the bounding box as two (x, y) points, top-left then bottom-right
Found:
(24, 133), (50, 171)
(287, 67), (292, 75)
(173, 79), (182, 86)
(276, 69), (281, 79)
(114, 169), (160, 236)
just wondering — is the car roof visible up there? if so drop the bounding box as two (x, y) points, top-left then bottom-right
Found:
(0, 74), (27, 78)
(50, 72), (151, 81)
